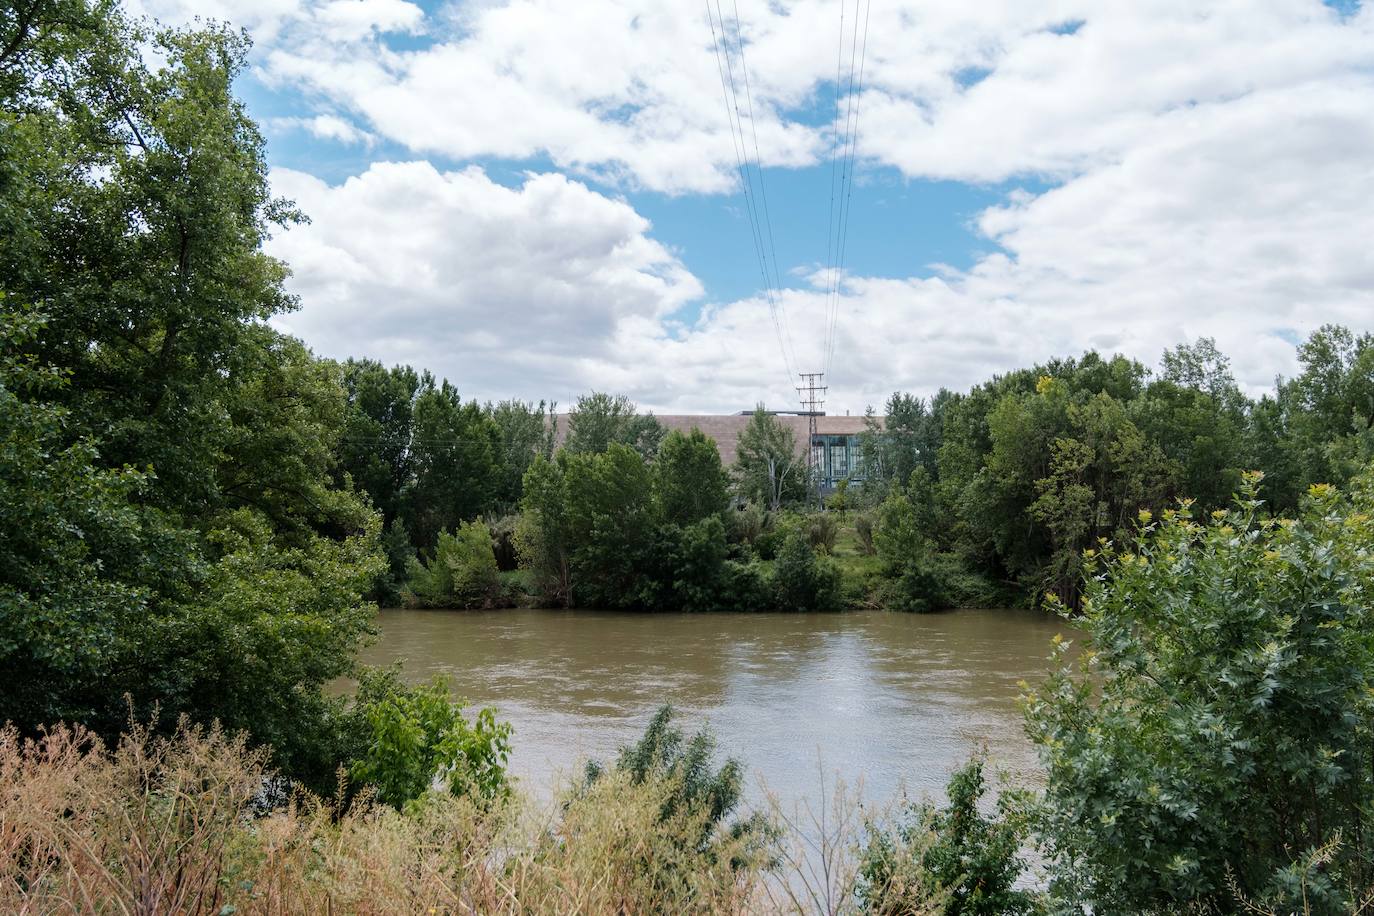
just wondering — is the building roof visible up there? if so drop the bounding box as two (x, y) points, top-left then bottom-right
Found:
(552, 413), (880, 466)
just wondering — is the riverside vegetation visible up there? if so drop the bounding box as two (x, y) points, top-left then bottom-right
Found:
(4, 2), (1374, 913)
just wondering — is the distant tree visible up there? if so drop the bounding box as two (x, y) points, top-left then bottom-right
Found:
(405, 520), (500, 609)
(860, 391), (946, 492)
(515, 454), (573, 606)
(488, 398), (556, 506)
(734, 406), (805, 510)
(655, 428), (730, 526)
(1276, 325), (1374, 498)
(406, 379), (500, 551)
(771, 532), (841, 612)
(562, 444), (661, 608)
(337, 359), (421, 525)
(875, 474), (948, 612)
(566, 391), (664, 459)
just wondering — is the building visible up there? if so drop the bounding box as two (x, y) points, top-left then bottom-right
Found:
(555, 411), (882, 492)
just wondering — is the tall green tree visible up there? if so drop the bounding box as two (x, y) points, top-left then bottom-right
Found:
(337, 359), (421, 526)
(488, 398), (555, 507)
(562, 443), (661, 608)
(860, 391), (947, 495)
(565, 391), (664, 459)
(655, 427), (730, 526)
(406, 378), (500, 552)
(0, 6), (383, 790)
(734, 406), (805, 510)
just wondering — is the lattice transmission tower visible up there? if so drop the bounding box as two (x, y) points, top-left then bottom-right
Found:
(796, 371), (827, 506)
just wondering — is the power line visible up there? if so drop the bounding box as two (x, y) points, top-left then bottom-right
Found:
(823, 0), (871, 379)
(705, 0), (796, 394)
(727, 0), (799, 375)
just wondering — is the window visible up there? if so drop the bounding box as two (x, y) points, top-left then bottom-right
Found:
(831, 443), (848, 476)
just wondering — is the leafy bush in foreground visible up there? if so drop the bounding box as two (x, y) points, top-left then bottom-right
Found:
(348, 670), (511, 808)
(1024, 471), (1374, 913)
(858, 755), (1039, 916)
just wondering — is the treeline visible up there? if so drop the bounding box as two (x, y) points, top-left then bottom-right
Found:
(331, 373), (837, 610)
(854, 333), (1374, 608)
(332, 329), (1374, 614)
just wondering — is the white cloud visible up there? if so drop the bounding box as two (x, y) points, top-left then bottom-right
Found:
(271, 114), (375, 145)
(144, 0), (1374, 411)
(266, 162), (702, 402)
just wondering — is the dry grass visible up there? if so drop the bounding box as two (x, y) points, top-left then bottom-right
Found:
(0, 721), (776, 915)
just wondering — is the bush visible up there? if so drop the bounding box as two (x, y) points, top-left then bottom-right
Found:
(771, 532), (842, 612)
(1025, 471), (1374, 913)
(583, 706), (774, 861)
(486, 513), (521, 571)
(855, 513), (877, 555)
(349, 669), (511, 809)
(730, 502), (772, 547)
(858, 755), (1039, 916)
(660, 517), (773, 612)
(807, 512), (839, 554)
(404, 521), (500, 608)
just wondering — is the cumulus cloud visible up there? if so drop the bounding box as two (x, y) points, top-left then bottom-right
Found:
(267, 162), (702, 402)
(139, 0), (1374, 411)
(271, 114), (375, 145)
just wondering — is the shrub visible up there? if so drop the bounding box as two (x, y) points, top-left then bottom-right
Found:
(662, 516), (732, 611)
(807, 512), (840, 554)
(404, 521), (500, 608)
(486, 513), (521, 571)
(772, 532), (842, 612)
(826, 478), (852, 516)
(731, 502), (772, 547)
(858, 755), (1038, 916)
(1025, 471), (1374, 913)
(583, 706), (774, 861)
(855, 512), (877, 555)
(349, 670), (512, 809)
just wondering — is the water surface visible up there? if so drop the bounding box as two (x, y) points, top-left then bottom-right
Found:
(358, 607), (1070, 807)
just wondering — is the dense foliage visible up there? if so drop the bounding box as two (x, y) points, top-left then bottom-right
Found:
(859, 334), (1374, 609)
(0, 5), (384, 790)
(858, 755), (1037, 916)
(1025, 471), (1374, 912)
(404, 520), (502, 609)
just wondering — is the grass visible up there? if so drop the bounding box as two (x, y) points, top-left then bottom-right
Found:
(0, 720), (960, 914)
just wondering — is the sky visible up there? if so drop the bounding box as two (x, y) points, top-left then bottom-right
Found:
(128, 0), (1374, 414)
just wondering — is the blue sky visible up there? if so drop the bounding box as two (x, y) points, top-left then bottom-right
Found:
(142, 0), (1374, 412)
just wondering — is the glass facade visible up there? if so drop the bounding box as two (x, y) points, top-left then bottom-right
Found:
(811, 433), (865, 491)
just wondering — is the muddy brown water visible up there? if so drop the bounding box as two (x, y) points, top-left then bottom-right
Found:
(357, 607), (1073, 809)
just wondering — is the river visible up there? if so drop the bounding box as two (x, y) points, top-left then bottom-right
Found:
(358, 607), (1071, 811)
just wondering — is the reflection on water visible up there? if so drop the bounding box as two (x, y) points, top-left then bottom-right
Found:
(356, 607), (1071, 807)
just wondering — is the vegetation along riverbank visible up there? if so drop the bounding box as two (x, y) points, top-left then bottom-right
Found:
(3, 2), (1374, 912)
